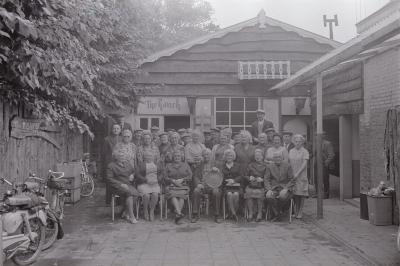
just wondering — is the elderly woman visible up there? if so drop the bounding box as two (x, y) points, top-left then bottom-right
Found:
(164, 151), (192, 224)
(211, 133), (234, 169)
(165, 132), (185, 164)
(265, 133), (289, 164)
(113, 129), (137, 168)
(185, 130), (206, 165)
(137, 131), (160, 164)
(191, 148), (222, 223)
(235, 130), (256, 175)
(289, 134), (310, 219)
(136, 151), (162, 221)
(244, 149), (266, 222)
(220, 149), (242, 222)
(107, 150), (139, 224)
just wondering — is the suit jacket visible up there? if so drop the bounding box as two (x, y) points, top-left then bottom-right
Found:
(250, 119), (274, 139)
(284, 142), (295, 152)
(264, 162), (294, 191)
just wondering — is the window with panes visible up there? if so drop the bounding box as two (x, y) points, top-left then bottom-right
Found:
(215, 97), (258, 133)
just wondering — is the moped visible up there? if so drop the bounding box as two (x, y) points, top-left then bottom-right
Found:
(1, 177), (47, 265)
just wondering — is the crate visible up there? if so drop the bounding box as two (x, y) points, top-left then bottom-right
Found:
(64, 187), (80, 204)
(367, 195), (392, 226)
(60, 176), (81, 190)
(56, 162), (83, 178)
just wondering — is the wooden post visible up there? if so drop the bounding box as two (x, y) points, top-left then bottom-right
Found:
(316, 74), (324, 219)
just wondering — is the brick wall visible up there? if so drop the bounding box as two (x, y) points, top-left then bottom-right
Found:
(360, 48), (400, 191)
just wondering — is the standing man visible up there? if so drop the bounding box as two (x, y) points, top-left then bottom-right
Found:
(210, 128), (220, 147)
(115, 114), (132, 133)
(264, 127), (275, 146)
(250, 109), (274, 143)
(204, 130), (213, 149)
(322, 132), (335, 199)
(282, 131), (295, 152)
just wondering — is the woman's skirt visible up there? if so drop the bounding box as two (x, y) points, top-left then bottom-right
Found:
(165, 185), (190, 200)
(244, 187), (265, 199)
(138, 183), (161, 195)
(293, 176), (309, 197)
(109, 182), (139, 198)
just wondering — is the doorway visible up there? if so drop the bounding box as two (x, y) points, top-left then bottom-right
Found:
(164, 116), (190, 130)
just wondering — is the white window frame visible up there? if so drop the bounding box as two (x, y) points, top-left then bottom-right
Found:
(214, 97), (258, 130)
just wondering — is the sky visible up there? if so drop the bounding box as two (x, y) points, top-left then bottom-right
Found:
(207, 0), (390, 43)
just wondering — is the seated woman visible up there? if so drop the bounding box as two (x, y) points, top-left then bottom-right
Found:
(136, 151), (162, 221)
(106, 150), (139, 224)
(264, 153), (295, 221)
(164, 151), (193, 224)
(191, 148), (222, 223)
(244, 149), (266, 222)
(220, 149), (242, 222)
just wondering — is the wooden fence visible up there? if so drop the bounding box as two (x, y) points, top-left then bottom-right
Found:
(0, 100), (87, 194)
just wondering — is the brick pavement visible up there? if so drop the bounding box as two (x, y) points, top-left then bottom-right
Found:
(17, 187), (370, 266)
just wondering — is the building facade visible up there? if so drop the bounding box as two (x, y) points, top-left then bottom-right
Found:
(130, 10), (338, 136)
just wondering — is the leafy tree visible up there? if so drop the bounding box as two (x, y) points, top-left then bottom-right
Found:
(156, 0), (219, 49)
(0, 0), (218, 136)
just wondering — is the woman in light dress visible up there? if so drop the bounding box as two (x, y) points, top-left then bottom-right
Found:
(289, 134), (309, 219)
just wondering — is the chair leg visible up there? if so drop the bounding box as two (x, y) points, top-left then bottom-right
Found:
(188, 198), (192, 220)
(289, 199), (293, 224)
(222, 196), (226, 220)
(206, 197), (209, 216)
(165, 199), (168, 220)
(136, 198), (140, 220)
(111, 195), (115, 222)
(159, 194), (164, 221)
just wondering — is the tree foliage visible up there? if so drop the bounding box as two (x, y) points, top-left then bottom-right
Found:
(0, 0), (218, 135)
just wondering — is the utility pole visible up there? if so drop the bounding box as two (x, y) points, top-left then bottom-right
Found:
(0, 215), (3, 266)
(323, 15), (339, 40)
(316, 74), (324, 219)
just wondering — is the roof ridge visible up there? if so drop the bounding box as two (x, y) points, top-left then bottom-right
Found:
(141, 12), (341, 64)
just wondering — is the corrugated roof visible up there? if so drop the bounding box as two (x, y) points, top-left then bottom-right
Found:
(141, 10), (341, 64)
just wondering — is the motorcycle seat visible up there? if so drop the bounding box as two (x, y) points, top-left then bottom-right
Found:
(5, 195), (32, 206)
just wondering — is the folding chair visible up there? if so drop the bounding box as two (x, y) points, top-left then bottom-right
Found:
(111, 193), (140, 221)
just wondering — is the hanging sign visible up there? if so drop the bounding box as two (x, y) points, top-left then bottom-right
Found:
(137, 97), (190, 115)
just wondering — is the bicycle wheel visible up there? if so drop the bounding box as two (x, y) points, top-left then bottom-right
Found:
(81, 175), (94, 197)
(12, 217), (45, 266)
(42, 211), (59, 250)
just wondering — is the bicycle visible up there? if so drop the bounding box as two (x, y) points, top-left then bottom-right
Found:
(80, 157), (95, 197)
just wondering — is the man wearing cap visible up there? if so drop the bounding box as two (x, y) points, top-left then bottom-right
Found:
(282, 131), (295, 152)
(181, 133), (192, 147)
(209, 128), (220, 147)
(115, 114), (132, 133)
(204, 130), (213, 149)
(250, 109), (274, 143)
(133, 129), (143, 146)
(264, 127), (275, 146)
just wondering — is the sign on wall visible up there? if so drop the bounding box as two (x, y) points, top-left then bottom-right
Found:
(137, 97), (190, 115)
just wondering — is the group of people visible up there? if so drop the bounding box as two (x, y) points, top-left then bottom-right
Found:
(102, 109), (326, 225)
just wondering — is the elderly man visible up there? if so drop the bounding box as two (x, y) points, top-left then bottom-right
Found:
(132, 129), (143, 146)
(250, 109), (274, 143)
(264, 153), (295, 220)
(282, 131), (295, 152)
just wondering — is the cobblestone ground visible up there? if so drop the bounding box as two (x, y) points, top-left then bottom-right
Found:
(22, 187), (366, 266)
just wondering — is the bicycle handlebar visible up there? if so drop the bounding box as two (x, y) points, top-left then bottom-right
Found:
(28, 176), (45, 182)
(0, 177), (13, 186)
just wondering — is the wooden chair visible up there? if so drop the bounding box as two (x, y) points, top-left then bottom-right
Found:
(265, 197), (295, 223)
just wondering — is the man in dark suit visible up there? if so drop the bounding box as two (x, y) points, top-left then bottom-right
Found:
(282, 131), (295, 152)
(322, 133), (335, 198)
(250, 109), (274, 143)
